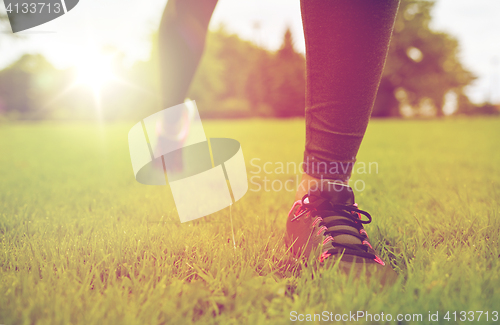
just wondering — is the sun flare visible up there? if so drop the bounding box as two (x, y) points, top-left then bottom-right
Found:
(74, 49), (115, 94)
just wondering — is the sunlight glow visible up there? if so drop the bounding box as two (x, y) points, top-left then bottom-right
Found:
(44, 42), (157, 122)
(74, 49), (115, 94)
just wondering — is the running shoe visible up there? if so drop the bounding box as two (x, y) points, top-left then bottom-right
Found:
(286, 180), (396, 283)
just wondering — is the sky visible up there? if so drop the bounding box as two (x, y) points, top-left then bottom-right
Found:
(1, 0), (499, 104)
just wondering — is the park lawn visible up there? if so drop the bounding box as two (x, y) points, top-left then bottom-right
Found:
(0, 117), (499, 324)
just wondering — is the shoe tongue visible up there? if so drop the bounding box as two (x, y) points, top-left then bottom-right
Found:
(308, 181), (355, 205)
(308, 181), (361, 247)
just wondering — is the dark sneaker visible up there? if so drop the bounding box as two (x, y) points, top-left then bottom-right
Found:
(285, 181), (396, 283)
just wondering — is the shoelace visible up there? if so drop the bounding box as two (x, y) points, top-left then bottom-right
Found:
(295, 194), (380, 262)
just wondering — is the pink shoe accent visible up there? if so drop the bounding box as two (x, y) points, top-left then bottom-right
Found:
(316, 226), (327, 236)
(374, 256), (385, 266)
(322, 236), (334, 245)
(311, 216), (322, 227)
(359, 229), (368, 238)
(319, 251), (331, 262)
(288, 200), (302, 216)
(362, 240), (373, 249)
(289, 201), (308, 221)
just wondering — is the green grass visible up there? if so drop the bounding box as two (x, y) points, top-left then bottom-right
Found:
(1, 118), (499, 324)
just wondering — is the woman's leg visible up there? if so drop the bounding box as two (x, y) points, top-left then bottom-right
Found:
(287, 0), (400, 281)
(159, 0), (218, 109)
(296, 0), (400, 200)
(156, 0), (217, 171)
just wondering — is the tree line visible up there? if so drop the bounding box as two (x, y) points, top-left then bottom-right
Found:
(0, 0), (496, 121)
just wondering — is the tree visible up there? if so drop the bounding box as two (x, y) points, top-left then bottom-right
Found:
(372, 0), (475, 117)
(268, 28), (305, 117)
(0, 54), (63, 119)
(189, 26), (305, 118)
(127, 26), (306, 119)
(192, 26), (257, 117)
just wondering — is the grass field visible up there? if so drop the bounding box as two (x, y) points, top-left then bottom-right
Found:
(1, 118), (499, 324)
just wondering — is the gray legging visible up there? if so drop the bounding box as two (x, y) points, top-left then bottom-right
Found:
(159, 0), (400, 181)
